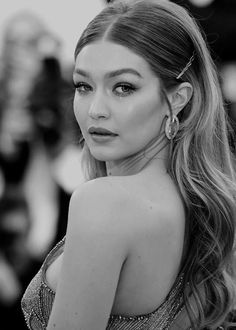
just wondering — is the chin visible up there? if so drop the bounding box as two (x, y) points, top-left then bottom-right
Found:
(89, 150), (111, 162)
(89, 149), (122, 162)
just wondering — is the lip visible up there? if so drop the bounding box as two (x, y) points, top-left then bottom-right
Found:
(88, 126), (118, 143)
(88, 126), (118, 136)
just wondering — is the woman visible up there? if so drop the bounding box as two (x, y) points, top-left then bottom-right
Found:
(21, 0), (236, 329)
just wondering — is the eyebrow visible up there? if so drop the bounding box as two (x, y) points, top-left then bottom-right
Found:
(73, 68), (143, 79)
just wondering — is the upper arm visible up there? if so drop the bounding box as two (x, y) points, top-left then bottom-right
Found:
(47, 180), (130, 330)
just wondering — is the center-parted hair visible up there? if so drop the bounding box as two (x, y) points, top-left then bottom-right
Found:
(74, 1), (236, 328)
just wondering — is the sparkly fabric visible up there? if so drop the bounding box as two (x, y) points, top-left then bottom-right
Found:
(21, 237), (185, 330)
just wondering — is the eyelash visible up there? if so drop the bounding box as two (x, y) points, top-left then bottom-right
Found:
(73, 82), (92, 94)
(73, 82), (138, 97)
(113, 83), (137, 97)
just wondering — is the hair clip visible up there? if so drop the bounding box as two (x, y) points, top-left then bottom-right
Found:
(176, 53), (195, 80)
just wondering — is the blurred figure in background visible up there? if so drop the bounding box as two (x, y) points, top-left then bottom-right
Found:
(0, 9), (83, 330)
(0, 191), (31, 293)
(0, 11), (41, 186)
(0, 190), (34, 329)
(0, 10), (82, 259)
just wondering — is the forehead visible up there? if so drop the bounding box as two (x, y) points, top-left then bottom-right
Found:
(75, 41), (155, 78)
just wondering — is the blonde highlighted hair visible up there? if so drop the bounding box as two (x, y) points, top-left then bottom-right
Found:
(74, 0), (236, 328)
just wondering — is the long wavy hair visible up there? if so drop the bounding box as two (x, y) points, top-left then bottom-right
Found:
(74, 0), (236, 328)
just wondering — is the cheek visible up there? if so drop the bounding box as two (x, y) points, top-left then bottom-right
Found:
(122, 99), (163, 135)
(73, 95), (86, 128)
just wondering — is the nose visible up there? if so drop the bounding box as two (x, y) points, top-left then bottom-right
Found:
(88, 91), (110, 120)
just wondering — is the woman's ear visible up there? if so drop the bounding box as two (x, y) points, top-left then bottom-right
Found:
(168, 82), (193, 116)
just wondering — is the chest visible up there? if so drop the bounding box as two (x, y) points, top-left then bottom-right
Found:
(45, 251), (64, 291)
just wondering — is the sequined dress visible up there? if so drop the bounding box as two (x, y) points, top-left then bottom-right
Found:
(21, 237), (185, 330)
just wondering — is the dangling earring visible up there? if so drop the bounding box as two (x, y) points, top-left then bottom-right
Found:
(165, 115), (179, 140)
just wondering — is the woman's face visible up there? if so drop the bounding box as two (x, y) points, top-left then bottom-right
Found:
(73, 41), (168, 162)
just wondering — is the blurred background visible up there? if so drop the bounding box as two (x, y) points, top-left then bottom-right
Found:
(0, 0), (235, 329)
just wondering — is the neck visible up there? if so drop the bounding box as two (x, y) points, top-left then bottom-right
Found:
(106, 133), (169, 177)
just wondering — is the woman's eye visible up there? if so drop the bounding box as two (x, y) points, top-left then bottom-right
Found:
(74, 82), (92, 94)
(114, 83), (137, 97)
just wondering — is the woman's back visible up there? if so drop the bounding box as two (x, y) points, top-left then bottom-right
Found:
(46, 167), (185, 317)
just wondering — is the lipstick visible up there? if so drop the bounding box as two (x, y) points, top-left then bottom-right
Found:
(88, 127), (117, 136)
(88, 126), (118, 142)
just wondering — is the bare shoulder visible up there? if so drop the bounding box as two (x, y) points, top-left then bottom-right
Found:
(70, 176), (132, 221)
(70, 175), (174, 226)
(67, 177), (137, 243)
(71, 176), (127, 204)
(68, 175), (185, 249)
